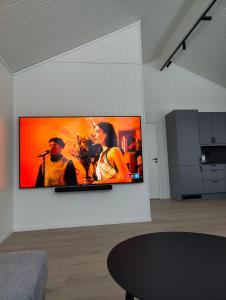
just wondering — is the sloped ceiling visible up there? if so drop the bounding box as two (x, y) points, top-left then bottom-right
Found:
(0, 0), (225, 87)
(172, 0), (226, 88)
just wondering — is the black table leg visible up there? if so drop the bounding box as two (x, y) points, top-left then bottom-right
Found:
(125, 291), (134, 300)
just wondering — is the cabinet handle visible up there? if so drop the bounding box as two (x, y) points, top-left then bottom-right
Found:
(211, 170), (217, 172)
(211, 137), (214, 144)
(213, 137), (216, 144)
(212, 180), (218, 183)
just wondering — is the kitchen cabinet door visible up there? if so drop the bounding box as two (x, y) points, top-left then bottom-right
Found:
(198, 112), (213, 145)
(179, 165), (202, 195)
(212, 112), (226, 144)
(176, 110), (201, 165)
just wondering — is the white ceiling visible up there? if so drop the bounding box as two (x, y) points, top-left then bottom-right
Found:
(169, 0), (226, 88)
(0, 0), (225, 87)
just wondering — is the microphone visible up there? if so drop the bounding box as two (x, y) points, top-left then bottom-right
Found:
(37, 150), (50, 157)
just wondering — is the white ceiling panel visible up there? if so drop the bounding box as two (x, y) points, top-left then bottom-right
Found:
(0, 0), (187, 72)
(0, 0), (23, 9)
(0, 0), (49, 18)
(174, 0), (226, 87)
(0, 0), (225, 88)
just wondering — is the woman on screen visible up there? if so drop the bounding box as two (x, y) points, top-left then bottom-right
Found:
(93, 122), (130, 183)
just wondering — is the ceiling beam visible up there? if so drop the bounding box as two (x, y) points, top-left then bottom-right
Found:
(157, 0), (218, 71)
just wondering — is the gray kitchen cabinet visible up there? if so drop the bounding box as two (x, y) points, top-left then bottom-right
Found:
(176, 110), (201, 165)
(202, 164), (225, 170)
(202, 169), (225, 180)
(203, 180), (226, 193)
(198, 112), (226, 145)
(202, 164), (226, 194)
(212, 113), (226, 144)
(166, 110), (202, 199)
(179, 166), (202, 195)
(198, 113), (213, 145)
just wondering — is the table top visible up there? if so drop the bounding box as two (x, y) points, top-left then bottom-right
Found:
(107, 232), (226, 300)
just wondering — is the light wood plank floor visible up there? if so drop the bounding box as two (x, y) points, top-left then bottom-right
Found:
(1, 199), (226, 300)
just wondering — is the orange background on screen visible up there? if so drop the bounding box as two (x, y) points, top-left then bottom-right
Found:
(19, 116), (141, 188)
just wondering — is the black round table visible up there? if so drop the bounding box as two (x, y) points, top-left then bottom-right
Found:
(107, 232), (226, 300)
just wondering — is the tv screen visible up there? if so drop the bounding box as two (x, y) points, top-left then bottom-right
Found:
(19, 116), (143, 188)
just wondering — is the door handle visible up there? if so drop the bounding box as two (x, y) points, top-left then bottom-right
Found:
(152, 158), (158, 163)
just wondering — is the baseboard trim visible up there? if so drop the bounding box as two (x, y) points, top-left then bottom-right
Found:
(14, 217), (151, 232)
(0, 231), (13, 244)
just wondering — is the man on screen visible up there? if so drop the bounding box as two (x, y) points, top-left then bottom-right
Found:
(36, 137), (77, 187)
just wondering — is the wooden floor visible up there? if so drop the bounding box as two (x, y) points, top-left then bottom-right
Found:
(1, 198), (226, 300)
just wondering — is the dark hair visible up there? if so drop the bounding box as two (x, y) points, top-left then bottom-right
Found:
(49, 137), (65, 148)
(97, 122), (118, 148)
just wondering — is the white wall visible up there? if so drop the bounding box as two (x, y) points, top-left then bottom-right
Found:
(13, 23), (150, 231)
(144, 61), (226, 199)
(0, 60), (13, 242)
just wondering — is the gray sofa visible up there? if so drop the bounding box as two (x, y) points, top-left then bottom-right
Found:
(0, 250), (48, 300)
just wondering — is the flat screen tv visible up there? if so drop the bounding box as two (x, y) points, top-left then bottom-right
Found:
(19, 116), (143, 188)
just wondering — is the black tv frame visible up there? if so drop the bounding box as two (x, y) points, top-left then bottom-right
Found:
(19, 115), (143, 189)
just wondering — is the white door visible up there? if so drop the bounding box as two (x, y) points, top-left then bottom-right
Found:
(145, 123), (160, 199)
